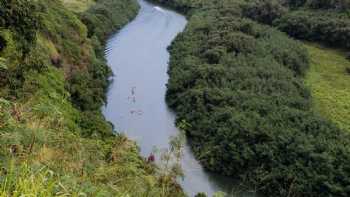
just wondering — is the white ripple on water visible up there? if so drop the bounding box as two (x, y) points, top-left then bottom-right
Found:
(154, 6), (165, 13)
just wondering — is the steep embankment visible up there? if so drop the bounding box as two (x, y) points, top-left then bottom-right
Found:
(0, 0), (183, 196)
(153, 0), (350, 196)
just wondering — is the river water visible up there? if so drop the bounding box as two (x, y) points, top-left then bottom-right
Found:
(103, 0), (253, 196)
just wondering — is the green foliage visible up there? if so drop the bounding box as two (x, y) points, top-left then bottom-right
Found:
(0, 0), (40, 55)
(213, 192), (226, 197)
(195, 192), (208, 197)
(66, 68), (106, 111)
(243, 0), (286, 24)
(0, 35), (6, 52)
(242, 0), (350, 49)
(79, 110), (114, 139)
(38, 0), (89, 64)
(0, 0), (39, 34)
(275, 10), (350, 49)
(63, 0), (139, 110)
(0, 57), (6, 70)
(81, 0), (139, 43)
(0, 0), (185, 196)
(0, 162), (71, 196)
(0, 0), (40, 53)
(35, 0), (109, 110)
(305, 43), (350, 132)
(62, 0), (96, 13)
(154, 0), (350, 196)
(284, 0), (350, 10)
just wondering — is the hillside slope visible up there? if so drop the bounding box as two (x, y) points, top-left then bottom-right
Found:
(0, 0), (183, 196)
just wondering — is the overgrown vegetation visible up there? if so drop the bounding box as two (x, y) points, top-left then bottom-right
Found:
(0, 0), (40, 53)
(0, 0), (184, 196)
(274, 10), (350, 49)
(81, 0), (139, 44)
(152, 0), (350, 196)
(243, 0), (350, 49)
(62, 0), (96, 13)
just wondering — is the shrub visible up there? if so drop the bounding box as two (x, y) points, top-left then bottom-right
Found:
(243, 0), (287, 24)
(275, 10), (350, 49)
(283, 0), (308, 7)
(79, 111), (114, 139)
(346, 67), (350, 74)
(306, 0), (350, 10)
(347, 52), (350, 61)
(0, 35), (6, 52)
(283, 0), (350, 10)
(195, 192), (208, 197)
(0, 0), (40, 53)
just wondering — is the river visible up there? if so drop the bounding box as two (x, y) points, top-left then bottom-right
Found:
(103, 0), (253, 196)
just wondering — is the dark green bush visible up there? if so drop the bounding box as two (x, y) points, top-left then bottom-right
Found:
(275, 10), (350, 49)
(283, 0), (350, 10)
(195, 192), (207, 197)
(0, 35), (6, 52)
(0, 0), (40, 53)
(283, 0), (307, 7)
(347, 52), (350, 60)
(79, 111), (114, 139)
(306, 0), (350, 10)
(243, 0), (286, 24)
(66, 63), (109, 111)
(346, 67), (350, 74)
(242, 0), (350, 50)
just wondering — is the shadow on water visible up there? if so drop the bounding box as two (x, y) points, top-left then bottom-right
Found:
(102, 0), (259, 196)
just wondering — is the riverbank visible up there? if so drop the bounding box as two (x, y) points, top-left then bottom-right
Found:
(0, 0), (183, 196)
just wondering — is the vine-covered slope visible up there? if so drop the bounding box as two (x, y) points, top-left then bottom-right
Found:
(0, 0), (183, 196)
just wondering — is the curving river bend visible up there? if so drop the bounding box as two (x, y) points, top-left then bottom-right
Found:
(103, 0), (253, 196)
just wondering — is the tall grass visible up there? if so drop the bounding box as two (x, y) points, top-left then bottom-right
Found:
(0, 0), (184, 196)
(0, 162), (72, 197)
(305, 42), (350, 132)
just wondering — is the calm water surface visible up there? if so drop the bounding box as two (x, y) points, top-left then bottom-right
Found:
(103, 1), (256, 196)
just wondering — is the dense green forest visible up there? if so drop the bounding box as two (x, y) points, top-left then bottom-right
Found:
(0, 0), (183, 196)
(243, 0), (350, 49)
(153, 0), (350, 196)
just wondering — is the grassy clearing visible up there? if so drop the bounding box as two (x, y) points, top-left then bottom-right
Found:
(305, 43), (350, 132)
(61, 0), (95, 13)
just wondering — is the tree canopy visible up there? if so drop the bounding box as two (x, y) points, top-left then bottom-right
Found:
(152, 0), (350, 196)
